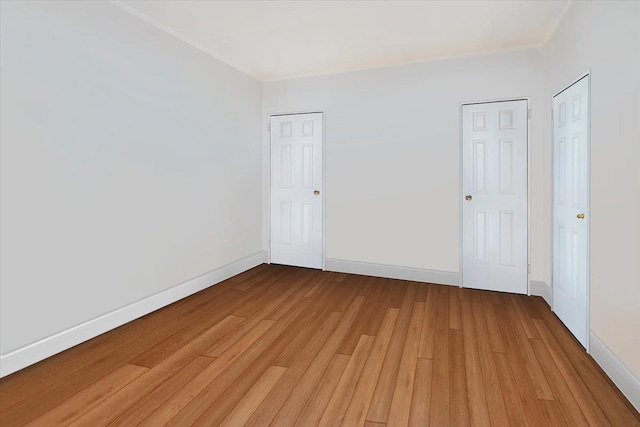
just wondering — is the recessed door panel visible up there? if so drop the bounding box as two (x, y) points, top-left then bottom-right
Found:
(462, 100), (528, 294)
(473, 140), (488, 194)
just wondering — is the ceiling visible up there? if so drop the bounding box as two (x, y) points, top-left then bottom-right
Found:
(116, 0), (572, 81)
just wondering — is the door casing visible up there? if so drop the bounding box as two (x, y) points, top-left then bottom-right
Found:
(267, 111), (326, 270)
(459, 97), (532, 295)
(551, 72), (591, 351)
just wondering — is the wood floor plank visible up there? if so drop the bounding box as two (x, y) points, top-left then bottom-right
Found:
(509, 294), (542, 339)
(272, 284), (342, 367)
(108, 356), (215, 426)
(493, 352), (529, 427)
(490, 291), (505, 304)
(428, 292), (450, 426)
(494, 304), (548, 426)
(218, 365), (286, 427)
(531, 299), (640, 426)
(318, 334), (376, 427)
(418, 283), (438, 359)
(533, 318), (612, 426)
(540, 399), (568, 427)
(366, 282), (417, 423)
(481, 292), (507, 353)
(460, 299), (490, 427)
(232, 312), (343, 427)
(386, 302), (425, 427)
(3, 266), (638, 427)
(161, 296), (363, 427)
(25, 364), (148, 426)
(231, 264), (289, 292)
(205, 276), (307, 359)
(503, 298), (554, 401)
(0, 279), (239, 416)
(228, 263), (270, 285)
(387, 280), (409, 308)
(231, 267), (309, 319)
(0, 313), (244, 427)
(415, 282), (428, 302)
(409, 358), (433, 427)
(341, 308), (400, 427)
(470, 295), (510, 426)
(295, 354), (350, 426)
(530, 339), (589, 426)
(67, 315), (249, 427)
(449, 329), (471, 426)
(363, 279), (395, 337)
(129, 288), (251, 367)
(448, 286), (462, 330)
(248, 293), (369, 427)
(337, 277), (386, 355)
(133, 318), (276, 427)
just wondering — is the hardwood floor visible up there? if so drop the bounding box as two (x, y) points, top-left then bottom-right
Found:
(1, 264), (638, 426)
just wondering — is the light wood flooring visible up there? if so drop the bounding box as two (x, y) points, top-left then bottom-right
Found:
(1, 264), (638, 426)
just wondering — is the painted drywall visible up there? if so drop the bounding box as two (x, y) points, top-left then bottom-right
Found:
(0, 1), (262, 355)
(262, 48), (548, 283)
(543, 1), (640, 379)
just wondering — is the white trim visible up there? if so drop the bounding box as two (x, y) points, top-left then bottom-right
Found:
(589, 331), (640, 412)
(459, 97), (531, 294)
(325, 258), (458, 286)
(267, 111), (326, 270)
(0, 251), (267, 378)
(530, 280), (551, 306)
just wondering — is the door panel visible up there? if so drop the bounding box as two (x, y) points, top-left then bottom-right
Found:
(270, 113), (323, 269)
(553, 76), (589, 348)
(462, 100), (528, 294)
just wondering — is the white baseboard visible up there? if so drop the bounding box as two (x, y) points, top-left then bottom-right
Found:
(530, 280), (551, 306)
(0, 251), (267, 378)
(589, 331), (640, 411)
(325, 258), (458, 286)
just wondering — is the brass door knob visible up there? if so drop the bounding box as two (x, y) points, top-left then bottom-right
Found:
(465, 195), (472, 201)
(577, 213), (585, 219)
(314, 190), (320, 195)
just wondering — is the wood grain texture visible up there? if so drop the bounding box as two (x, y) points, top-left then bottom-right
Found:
(218, 365), (286, 427)
(386, 302), (425, 427)
(342, 308), (400, 427)
(318, 334), (375, 427)
(409, 357), (433, 427)
(1, 265), (638, 427)
(295, 354), (350, 426)
(366, 282), (417, 423)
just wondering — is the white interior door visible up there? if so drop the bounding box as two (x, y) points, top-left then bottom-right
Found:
(270, 113), (323, 269)
(553, 75), (590, 348)
(462, 100), (528, 294)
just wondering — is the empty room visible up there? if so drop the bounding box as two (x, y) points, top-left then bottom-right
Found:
(1, 0), (639, 425)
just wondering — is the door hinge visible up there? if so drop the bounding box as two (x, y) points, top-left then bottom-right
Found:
(528, 109), (532, 119)
(267, 123), (271, 132)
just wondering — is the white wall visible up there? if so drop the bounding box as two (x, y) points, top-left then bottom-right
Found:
(0, 1), (262, 355)
(544, 1), (640, 379)
(263, 49), (548, 282)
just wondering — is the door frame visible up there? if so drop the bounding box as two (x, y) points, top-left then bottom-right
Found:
(551, 71), (591, 351)
(267, 111), (326, 270)
(458, 97), (532, 294)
